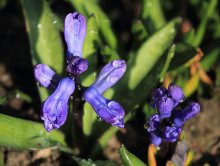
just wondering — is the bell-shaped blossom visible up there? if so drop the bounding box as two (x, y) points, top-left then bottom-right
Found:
(34, 64), (61, 89)
(173, 102), (200, 127)
(163, 126), (182, 142)
(168, 83), (185, 107)
(92, 60), (126, 94)
(41, 77), (75, 132)
(149, 132), (163, 146)
(83, 86), (125, 128)
(64, 12), (87, 59)
(155, 95), (174, 119)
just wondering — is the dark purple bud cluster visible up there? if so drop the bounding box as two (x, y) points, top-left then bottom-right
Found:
(146, 83), (200, 146)
(34, 12), (126, 132)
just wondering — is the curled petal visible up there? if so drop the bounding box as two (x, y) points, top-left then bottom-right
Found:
(66, 56), (88, 75)
(173, 102), (200, 127)
(92, 60), (126, 94)
(41, 77), (75, 132)
(163, 126), (182, 142)
(156, 95), (174, 119)
(34, 64), (61, 89)
(168, 83), (185, 107)
(83, 86), (125, 128)
(64, 12), (87, 60)
(146, 114), (160, 133)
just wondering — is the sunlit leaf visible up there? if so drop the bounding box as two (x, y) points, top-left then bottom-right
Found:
(119, 145), (146, 166)
(20, 0), (64, 101)
(0, 114), (67, 150)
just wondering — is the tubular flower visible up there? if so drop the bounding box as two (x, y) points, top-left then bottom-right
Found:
(64, 12), (88, 75)
(82, 60), (127, 127)
(34, 64), (61, 89)
(173, 102), (200, 127)
(41, 77), (75, 132)
(146, 83), (200, 146)
(83, 87), (125, 128)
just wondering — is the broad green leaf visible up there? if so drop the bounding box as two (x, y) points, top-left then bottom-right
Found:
(72, 156), (117, 166)
(119, 145), (147, 166)
(168, 43), (198, 70)
(21, 0), (64, 101)
(82, 103), (97, 136)
(128, 18), (180, 89)
(141, 0), (166, 32)
(68, 0), (117, 49)
(81, 14), (99, 86)
(0, 114), (67, 150)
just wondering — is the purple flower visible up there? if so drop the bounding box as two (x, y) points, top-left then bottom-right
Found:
(155, 95), (174, 119)
(92, 60), (126, 94)
(64, 12), (87, 59)
(83, 86), (125, 128)
(66, 56), (88, 75)
(34, 64), (61, 89)
(173, 102), (200, 127)
(146, 114), (162, 146)
(163, 126), (182, 142)
(168, 83), (185, 107)
(41, 77), (75, 132)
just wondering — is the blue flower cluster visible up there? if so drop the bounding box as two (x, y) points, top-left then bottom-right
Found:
(34, 12), (126, 132)
(146, 83), (200, 146)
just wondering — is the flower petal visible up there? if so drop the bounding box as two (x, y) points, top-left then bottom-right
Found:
(92, 60), (126, 94)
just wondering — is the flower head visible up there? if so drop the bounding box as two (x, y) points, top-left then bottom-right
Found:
(41, 77), (75, 132)
(83, 86), (125, 128)
(146, 83), (200, 146)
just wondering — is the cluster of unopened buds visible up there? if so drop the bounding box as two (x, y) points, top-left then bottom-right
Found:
(146, 83), (200, 146)
(34, 12), (126, 132)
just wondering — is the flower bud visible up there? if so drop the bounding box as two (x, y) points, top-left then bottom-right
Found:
(168, 83), (185, 107)
(173, 102), (200, 127)
(156, 95), (174, 119)
(66, 56), (88, 75)
(163, 126), (182, 142)
(64, 12), (87, 60)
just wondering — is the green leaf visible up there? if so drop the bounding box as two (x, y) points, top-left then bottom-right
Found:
(201, 48), (220, 71)
(119, 145), (147, 166)
(81, 14), (99, 87)
(128, 18), (180, 89)
(131, 19), (148, 43)
(141, 0), (166, 32)
(0, 114), (67, 150)
(0, 148), (3, 166)
(159, 44), (176, 81)
(68, 0), (117, 49)
(168, 43), (198, 70)
(20, 0), (64, 101)
(72, 156), (117, 166)
(193, 0), (217, 47)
